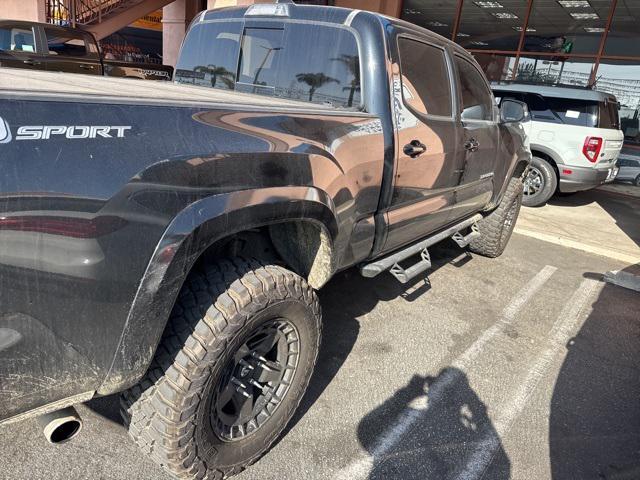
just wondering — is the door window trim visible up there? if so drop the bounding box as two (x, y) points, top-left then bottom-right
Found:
(454, 53), (497, 124)
(396, 33), (456, 122)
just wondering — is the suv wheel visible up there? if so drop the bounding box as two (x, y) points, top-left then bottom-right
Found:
(469, 175), (523, 258)
(522, 156), (557, 207)
(121, 258), (321, 479)
(635, 175), (640, 187)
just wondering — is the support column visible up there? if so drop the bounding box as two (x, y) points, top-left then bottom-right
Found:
(162, 0), (201, 67)
(1, 0), (46, 22)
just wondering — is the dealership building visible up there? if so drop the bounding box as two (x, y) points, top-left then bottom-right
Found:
(2, 0), (639, 151)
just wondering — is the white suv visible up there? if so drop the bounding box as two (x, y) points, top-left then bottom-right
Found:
(493, 84), (624, 206)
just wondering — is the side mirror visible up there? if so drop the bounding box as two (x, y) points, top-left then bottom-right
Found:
(500, 99), (529, 123)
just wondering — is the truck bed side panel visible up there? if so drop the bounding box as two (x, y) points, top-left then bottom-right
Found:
(0, 96), (383, 420)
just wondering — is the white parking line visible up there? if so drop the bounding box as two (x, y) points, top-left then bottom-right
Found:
(336, 265), (558, 480)
(452, 277), (600, 480)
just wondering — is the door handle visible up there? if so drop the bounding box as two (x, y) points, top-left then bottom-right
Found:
(79, 64), (95, 70)
(403, 140), (427, 158)
(464, 138), (480, 152)
(23, 59), (41, 66)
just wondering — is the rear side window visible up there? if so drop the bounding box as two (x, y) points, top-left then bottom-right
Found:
(544, 97), (598, 128)
(0, 26), (36, 53)
(176, 21), (361, 109)
(455, 56), (494, 121)
(45, 28), (90, 57)
(598, 100), (620, 130)
(397, 37), (452, 117)
(175, 21), (242, 90)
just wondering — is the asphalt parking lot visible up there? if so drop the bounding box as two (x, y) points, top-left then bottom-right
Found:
(1, 190), (639, 480)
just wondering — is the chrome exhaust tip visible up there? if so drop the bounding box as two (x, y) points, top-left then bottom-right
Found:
(37, 407), (82, 444)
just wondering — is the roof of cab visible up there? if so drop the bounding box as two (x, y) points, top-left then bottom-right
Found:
(492, 82), (617, 103)
(200, 3), (356, 25)
(196, 2), (473, 60)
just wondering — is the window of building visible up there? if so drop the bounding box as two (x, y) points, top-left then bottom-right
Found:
(44, 28), (90, 57)
(473, 53), (518, 82)
(455, 56), (494, 121)
(515, 56), (595, 86)
(0, 26), (36, 53)
(397, 37), (452, 117)
(175, 21), (242, 90)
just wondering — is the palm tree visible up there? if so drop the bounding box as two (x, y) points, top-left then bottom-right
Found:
(193, 65), (235, 89)
(332, 54), (360, 107)
(295, 72), (339, 102)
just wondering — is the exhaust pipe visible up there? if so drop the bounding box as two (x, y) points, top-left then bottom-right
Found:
(37, 407), (83, 444)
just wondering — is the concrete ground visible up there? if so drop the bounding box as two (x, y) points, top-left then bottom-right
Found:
(1, 189), (639, 480)
(515, 186), (640, 264)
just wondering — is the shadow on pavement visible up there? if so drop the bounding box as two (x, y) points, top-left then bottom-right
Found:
(357, 368), (509, 480)
(550, 266), (640, 480)
(548, 188), (640, 248)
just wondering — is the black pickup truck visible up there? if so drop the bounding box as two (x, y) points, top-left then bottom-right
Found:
(0, 3), (530, 479)
(0, 19), (172, 80)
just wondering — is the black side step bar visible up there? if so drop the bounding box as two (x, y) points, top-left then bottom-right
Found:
(360, 213), (482, 283)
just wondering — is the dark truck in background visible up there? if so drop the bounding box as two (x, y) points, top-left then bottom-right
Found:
(0, 3), (530, 479)
(0, 19), (173, 80)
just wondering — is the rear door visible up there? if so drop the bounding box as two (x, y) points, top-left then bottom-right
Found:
(450, 54), (499, 221)
(382, 32), (461, 253)
(41, 26), (102, 75)
(0, 23), (43, 70)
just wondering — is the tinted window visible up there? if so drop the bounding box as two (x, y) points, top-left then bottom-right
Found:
(599, 100), (620, 130)
(455, 56), (493, 121)
(242, 24), (361, 108)
(544, 97), (598, 128)
(496, 91), (557, 123)
(175, 21), (241, 90)
(237, 28), (284, 95)
(398, 37), (452, 117)
(176, 21), (361, 109)
(45, 28), (89, 57)
(0, 26), (36, 53)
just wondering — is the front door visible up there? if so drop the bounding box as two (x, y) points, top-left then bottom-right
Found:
(450, 54), (499, 220)
(0, 23), (43, 71)
(382, 33), (461, 253)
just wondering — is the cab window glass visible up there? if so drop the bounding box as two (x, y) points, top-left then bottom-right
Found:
(398, 37), (452, 117)
(176, 21), (361, 109)
(237, 28), (284, 95)
(455, 56), (493, 121)
(174, 21), (241, 90)
(45, 28), (89, 57)
(237, 24), (361, 108)
(0, 27), (36, 53)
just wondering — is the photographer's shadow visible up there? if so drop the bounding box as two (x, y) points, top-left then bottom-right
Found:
(357, 367), (510, 480)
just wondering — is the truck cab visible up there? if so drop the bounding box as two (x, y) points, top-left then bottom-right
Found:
(0, 4), (529, 479)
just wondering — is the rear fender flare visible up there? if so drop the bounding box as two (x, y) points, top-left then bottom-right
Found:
(98, 186), (337, 395)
